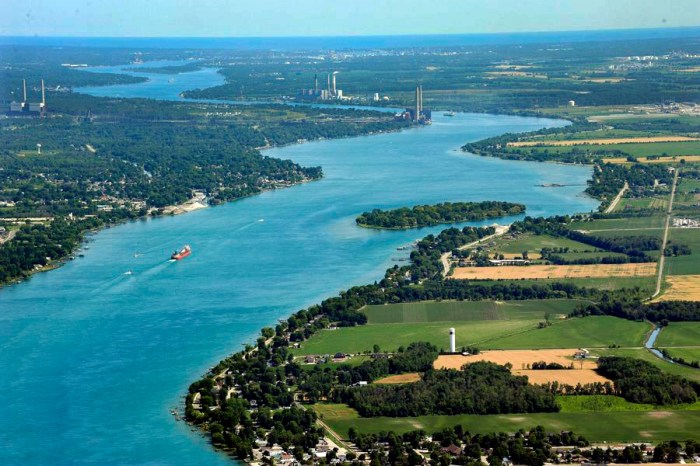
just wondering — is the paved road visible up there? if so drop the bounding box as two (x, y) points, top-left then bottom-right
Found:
(652, 169), (679, 299)
(441, 225), (510, 277)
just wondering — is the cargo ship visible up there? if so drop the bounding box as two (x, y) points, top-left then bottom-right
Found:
(171, 245), (191, 261)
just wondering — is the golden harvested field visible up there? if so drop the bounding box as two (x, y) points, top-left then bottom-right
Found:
(507, 136), (699, 147)
(519, 369), (609, 385)
(603, 155), (700, 164)
(435, 350), (611, 386)
(450, 263), (657, 280)
(436, 349), (595, 370)
(502, 252), (542, 260)
(658, 275), (700, 302)
(373, 373), (421, 384)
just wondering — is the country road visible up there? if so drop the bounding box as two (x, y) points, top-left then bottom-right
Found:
(652, 169), (679, 299)
(441, 225), (510, 277)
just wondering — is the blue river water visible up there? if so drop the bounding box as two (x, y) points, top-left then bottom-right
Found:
(0, 65), (599, 465)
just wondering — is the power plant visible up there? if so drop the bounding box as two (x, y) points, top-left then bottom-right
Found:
(449, 328), (456, 353)
(299, 71), (344, 100)
(8, 79), (47, 117)
(395, 85), (431, 124)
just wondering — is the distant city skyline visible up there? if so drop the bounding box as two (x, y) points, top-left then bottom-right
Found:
(0, 0), (699, 38)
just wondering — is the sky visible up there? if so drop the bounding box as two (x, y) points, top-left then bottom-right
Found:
(0, 0), (699, 37)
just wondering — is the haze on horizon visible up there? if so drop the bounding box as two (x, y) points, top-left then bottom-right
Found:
(1, 0), (699, 38)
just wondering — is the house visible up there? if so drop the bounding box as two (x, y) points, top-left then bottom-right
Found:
(441, 444), (463, 456)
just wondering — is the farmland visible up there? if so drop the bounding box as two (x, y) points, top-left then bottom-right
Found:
(293, 300), (649, 355)
(450, 262), (657, 280)
(314, 403), (700, 443)
(508, 136), (699, 147)
(656, 322), (700, 347)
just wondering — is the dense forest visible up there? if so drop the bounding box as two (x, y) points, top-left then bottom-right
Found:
(356, 201), (525, 229)
(341, 362), (559, 417)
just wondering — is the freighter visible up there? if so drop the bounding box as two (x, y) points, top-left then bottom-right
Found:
(171, 245), (191, 261)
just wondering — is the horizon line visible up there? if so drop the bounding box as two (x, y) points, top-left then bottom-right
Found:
(2, 25), (700, 40)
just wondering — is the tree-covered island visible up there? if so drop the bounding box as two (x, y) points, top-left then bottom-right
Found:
(356, 201), (526, 229)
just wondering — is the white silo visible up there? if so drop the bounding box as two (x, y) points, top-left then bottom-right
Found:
(449, 328), (456, 353)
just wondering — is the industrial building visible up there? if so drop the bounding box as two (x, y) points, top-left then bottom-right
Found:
(298, 71), (344, 100)
(7, 79), (47, 117)
(395, 85), (431, 124)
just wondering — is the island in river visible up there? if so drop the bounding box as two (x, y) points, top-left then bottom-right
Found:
(355, 201), (526, 230)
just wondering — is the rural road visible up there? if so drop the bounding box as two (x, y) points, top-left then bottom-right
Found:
(652, 169), (679, 299)
(441, 225), (510, 277)
(604, 181), (628, 214)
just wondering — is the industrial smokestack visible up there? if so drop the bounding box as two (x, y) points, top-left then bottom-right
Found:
(415, 86), (420, 122)
(419, 85), (423, 114)
(41, 79), (45, 106)
(332, 71), (338, 96)
(314, 74), (318, 92)
(23, 79), (27, 102)
(327, 73), (331, 93)
(449, 328), (456, 353)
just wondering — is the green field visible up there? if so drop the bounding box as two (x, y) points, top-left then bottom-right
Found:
(523, 141), (700, 158)
(482, 316), (650, 349)
(556, 251), (628, 261)
(294, 298), (649, 354)
(314, 403), (700, 442)
(656, 323), (700, 347)
(666, 228), (700, 275)
(616, 197), (668, 211)
(591, 348), (700, 383)
(569, 215), (666, 232)
(491, 233), (595, 254)
(362, 299), (586, 324)
(663, 348), (700, 365)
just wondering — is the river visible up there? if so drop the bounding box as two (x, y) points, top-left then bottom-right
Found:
(0, 64), (599, 465)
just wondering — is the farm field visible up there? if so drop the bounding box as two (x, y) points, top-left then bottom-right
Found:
(450, 262), (656, 280)
(591, 348), (700, 383)
(435, 349), (610, 385)
(522, 141), (700, 158)
(665, 228), (700, 275)
(314, 403), (700, 442)
(616, 197), (668, 211)
(490, 233), (594, 254)
(507, 136), (699, 147)
(655, 323), (700, 347)
(373, 373), (421, 384)
(294, 311), (649, 355)
(658, 275), (700, 301)
(481, 316), (650, 349)
(603, 155), (700, 165)
(362, 299), (585, 324)
(569, 215), (666, 232)
(663, 348), (700, 365)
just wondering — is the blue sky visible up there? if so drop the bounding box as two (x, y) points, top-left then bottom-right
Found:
(1, 0), (699, 37)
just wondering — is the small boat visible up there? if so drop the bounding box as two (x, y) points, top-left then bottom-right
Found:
(443, 111), (456, 117)
(171, 245), (191, 261)
(124, 270), (133, 275)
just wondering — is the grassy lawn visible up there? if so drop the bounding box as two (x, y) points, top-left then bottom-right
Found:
(363, 299), (588, 324)
(656, 323), (700, 347)
(482, 316), (650, 349)
(314, 403), (700, 442)
(666, 228), (700, 275)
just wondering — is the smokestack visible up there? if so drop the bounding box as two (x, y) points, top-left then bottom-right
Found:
(415, 86), (420, 121)
(41, 79), (45, 106)
(314, 74), (318, 92)
(23, 79), (27, 102)
(419, 85), (423, 114)
(449, 328), (456, 353)
(332, 71), (338, 96)
(327, 73), (331, 93)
